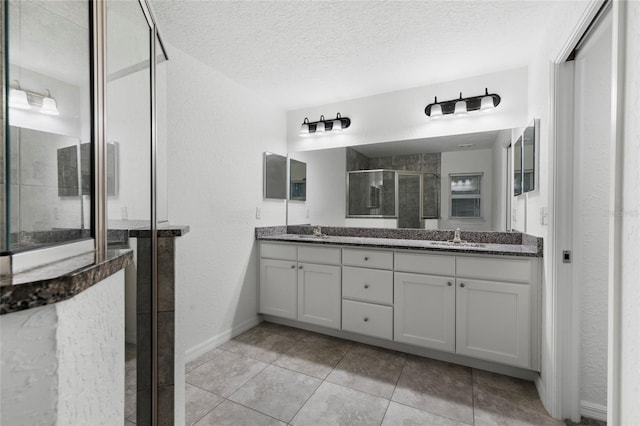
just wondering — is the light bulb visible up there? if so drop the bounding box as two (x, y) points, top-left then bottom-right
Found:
(315, 115), (326, 134)
(300, 118), (310, 136)
(332, 118), (342, 131)
(480, 89), (495, 112)
(430, 103), (443, 118)
(454, 100), (467, 116)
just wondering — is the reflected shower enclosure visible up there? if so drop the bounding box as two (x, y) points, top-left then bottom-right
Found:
(347, 170), (396, 217)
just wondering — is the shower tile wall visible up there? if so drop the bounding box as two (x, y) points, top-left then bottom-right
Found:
(346, 147), (441, 175)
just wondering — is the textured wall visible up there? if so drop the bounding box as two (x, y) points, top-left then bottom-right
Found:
(0, 272), (125, 425)
(573, 12), (612, 411)
(56, 271), (125, 424)
(164, 44), (287, 356)
(620, 3), (640, 423)
(0, 304), (59, 425)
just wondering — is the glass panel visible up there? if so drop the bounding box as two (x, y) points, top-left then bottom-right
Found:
(398, 174), (421, 228)
(264, 152), (287, 199)
(451, 198), (481, 218)
(347, 170), (395, 216)
(6, 0), (91, 252)
(422, 173), (440, 219)
(106, 0), (151, 423)
(156, 35), (168, 223)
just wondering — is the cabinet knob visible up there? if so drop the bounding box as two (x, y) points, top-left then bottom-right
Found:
(364, 284), (369, 289)
(447, 282), (452, 286)
(290, 265), (295, 269)
(364, 257), (369, 261)
(363, 317), (369, 322)
(460, 283), (465, 288)
(299, 265), (303, 270)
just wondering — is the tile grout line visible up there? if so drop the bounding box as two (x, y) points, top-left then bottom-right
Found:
(380, 354), (409, 424)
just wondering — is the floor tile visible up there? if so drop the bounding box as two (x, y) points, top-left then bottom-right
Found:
(291, 381), (388, 426)
(326, 344), (406, 398)
(256, 321), (311, 340)
(186, 349), (225, 373)
(220, 327), (297, 363)
(381, 401), (470, 426)
(273, 334), (352, 379)
(473, 369), (564, 426)
(392, 355), (474, 425)
(186, 350), (268, 397)
(195, 400), (286, 426)
(186, 383), (224, 425)
(229, 364), (321, 422)
(564, 417), (607, 426)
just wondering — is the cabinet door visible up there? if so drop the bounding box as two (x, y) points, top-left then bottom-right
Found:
(456, 278), (530, 368)
(297, 263), (342, 329)
(259, 259), (298, 319)
(394, 272), (455, 352)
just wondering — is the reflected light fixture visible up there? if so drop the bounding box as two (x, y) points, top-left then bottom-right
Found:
(8, 80), (60, 115)
(299, 113), (351, 136)
(425, 88), (501, 118)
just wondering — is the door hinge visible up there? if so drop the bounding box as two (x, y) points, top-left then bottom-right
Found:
(562, 250), (572, 263)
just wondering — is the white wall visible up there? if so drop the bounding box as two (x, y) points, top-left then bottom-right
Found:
(618, 3), (640, 424)
(287, 68), (528, 153)
(440, 149), (493, 231)
(164, 45), (287, 359)
(289, 148), (346, 226)
(0, 271), (125, 425)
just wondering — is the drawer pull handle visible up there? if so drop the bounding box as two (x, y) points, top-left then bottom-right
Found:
(447, 282), (452, 286)
(364, 257), (369, 261)
(299, 266), (303, 270)
(291, 265), (295, 269)
(460, 283), (465, 288)
(363, 317), (369, 322)
(364, 284), (369, 289)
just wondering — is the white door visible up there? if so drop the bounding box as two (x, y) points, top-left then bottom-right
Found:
(394, 272), (455, 352)
(297, 263), (341, 329)
(259, 258), (298, 319)
(456, 278), (530, 368)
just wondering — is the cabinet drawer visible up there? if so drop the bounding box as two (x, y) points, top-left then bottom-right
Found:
(342, 299), (393, 340)
(298, 245), (341, 265)
(343, 267), (393, 305)
(260, 243), (297, 261)
(342, 248), (393, 270)
(456, 257), (531, 283)
(394, 252), (455, 276)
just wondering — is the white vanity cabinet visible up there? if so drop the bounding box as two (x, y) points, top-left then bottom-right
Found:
(454, 256), (535, 368)
(259, 243), (341, 329)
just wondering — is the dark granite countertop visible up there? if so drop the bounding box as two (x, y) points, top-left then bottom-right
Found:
(1, 249), (133, 315)
(256, 226), (543, 258)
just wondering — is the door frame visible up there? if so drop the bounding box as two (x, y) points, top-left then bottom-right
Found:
(546, 0), (625, 422)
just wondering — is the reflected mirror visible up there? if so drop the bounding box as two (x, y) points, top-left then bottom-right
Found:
(288, 129), (512, 231)
(264, 152), (287, 199)
(513, 136), (523, 196)
(289, 159), (307, 201)
(522, 120), (536, 193)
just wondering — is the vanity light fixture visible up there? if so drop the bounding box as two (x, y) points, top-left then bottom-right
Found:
(299, 113), (351, 136)
(424, 88), (501, 118)
(8, 80), (60, 115)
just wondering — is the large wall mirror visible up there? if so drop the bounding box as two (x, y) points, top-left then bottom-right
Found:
(288, 129), (514, 231)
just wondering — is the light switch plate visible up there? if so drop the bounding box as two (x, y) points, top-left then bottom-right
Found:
(540, 207), (548, 226)
(255, 207), (261, 219)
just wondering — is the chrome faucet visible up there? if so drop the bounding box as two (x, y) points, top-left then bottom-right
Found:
(452, 228), (463, 243)
(313, 225), (322, 237)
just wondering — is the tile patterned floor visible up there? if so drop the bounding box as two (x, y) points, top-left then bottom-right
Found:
(184, 321), (577, 426)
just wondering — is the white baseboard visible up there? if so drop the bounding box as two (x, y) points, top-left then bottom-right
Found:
(580, 400), (607, 421)
(184, 316), (262, 363)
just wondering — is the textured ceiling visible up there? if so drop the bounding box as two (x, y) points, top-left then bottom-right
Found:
(150, 0), (572, 110)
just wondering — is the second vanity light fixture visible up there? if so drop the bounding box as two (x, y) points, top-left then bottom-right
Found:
(425, 88), (500, 118)
(300, 113), (351, 136)
(8, 80), (60, 116)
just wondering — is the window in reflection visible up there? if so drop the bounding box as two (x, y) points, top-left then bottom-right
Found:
(450, 173), (482, 218)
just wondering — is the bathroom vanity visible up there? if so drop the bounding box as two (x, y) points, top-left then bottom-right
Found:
(256, 226), (542, 372)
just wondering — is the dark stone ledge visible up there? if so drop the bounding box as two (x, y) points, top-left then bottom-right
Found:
(1, 249), (133, 315)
